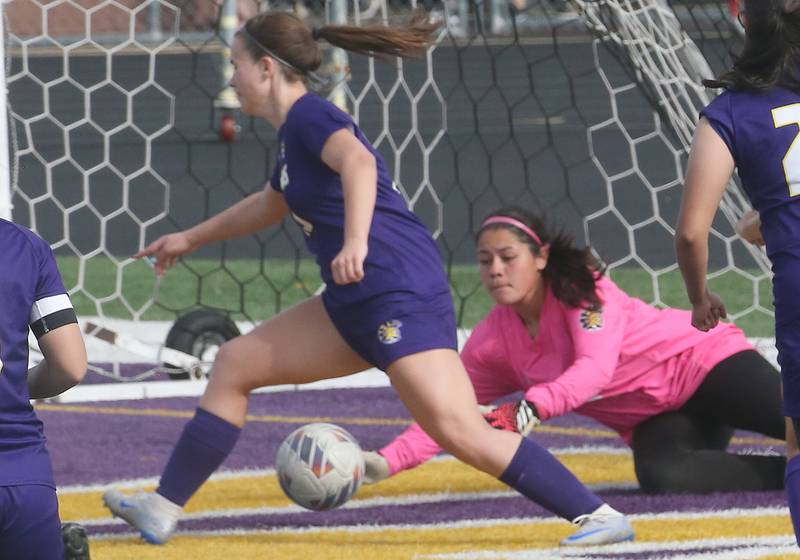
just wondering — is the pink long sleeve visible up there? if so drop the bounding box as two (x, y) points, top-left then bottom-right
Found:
(523, 287), (627, 419)
(379, 423), (443, 474)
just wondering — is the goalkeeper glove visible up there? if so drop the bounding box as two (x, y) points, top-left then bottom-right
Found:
(362, 451), (390, 484)
(482, 400), (540, 436)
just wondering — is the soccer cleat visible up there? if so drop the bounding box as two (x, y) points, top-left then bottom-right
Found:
(102, 490), (181, 545)
(560, 509), (635, 547)
(62, 522), (91, 560)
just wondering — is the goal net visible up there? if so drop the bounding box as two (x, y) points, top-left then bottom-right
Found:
(1, 0), (772, 382)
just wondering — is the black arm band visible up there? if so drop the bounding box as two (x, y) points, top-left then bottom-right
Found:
(31, 308), (78, 339)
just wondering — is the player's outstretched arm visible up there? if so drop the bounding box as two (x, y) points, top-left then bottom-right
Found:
(28, 323), (87, 399)
(735, 209), (764, 246)
(362, 422), (447, 484)
(134, 185), (290, 276)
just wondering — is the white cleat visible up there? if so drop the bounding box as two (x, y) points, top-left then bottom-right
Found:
(102, 490), (181, 545)
(560, 507), (635, 547)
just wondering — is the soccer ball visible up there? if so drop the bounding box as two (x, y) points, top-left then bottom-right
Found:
(275, 423), (365, 511)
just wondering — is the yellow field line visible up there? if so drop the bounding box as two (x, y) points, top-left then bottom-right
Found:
(36, 403), (783, 446)
(88, 515), (798, 560)
(35, 403), (410, 427)
(61, 453), (636, 520)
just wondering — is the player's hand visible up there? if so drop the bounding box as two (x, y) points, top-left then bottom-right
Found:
(332, 239), (368, 285)
(133, 232), (195, 277)
(735, 209), (765, 246)
(690, 291), (727, 332)
(482, 400), (540, 437)
(362, 450), (390, 484)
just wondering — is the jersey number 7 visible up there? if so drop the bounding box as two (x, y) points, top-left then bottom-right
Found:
(772, 103), (800, 197)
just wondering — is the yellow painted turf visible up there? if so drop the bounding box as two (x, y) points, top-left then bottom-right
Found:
(59, 453), (636, 521)
(39, 402), (784, 446)
(88, 515), (799, 559)
(48, 402), (788, 557)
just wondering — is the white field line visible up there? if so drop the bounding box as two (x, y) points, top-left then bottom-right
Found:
(77, 495), (786, 529)
(86, 511), (794, 542)
(417, 535), (798, 559)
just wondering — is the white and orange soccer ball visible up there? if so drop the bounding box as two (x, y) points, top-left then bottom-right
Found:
(275, 423), (365, 511)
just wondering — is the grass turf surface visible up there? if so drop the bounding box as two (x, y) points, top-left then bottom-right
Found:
(57, 256), (776, 336)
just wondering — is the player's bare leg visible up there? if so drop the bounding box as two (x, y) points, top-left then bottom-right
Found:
(387, 349), (634, 546)
(104, 296), (370, 544)
(199, 296), (369, 428)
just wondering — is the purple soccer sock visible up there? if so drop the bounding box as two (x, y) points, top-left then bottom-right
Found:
(786, 454), (800, 546)
(156, 408), (241, 507)
(500, 437), (603, 521)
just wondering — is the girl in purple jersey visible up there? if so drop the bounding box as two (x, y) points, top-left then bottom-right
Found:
(104, 10), (633, 548)
(0, 220), (90, 559)
(676, 0), (800, 545)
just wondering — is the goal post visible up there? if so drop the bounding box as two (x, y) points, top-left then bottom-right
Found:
(0, 0), (11, 221)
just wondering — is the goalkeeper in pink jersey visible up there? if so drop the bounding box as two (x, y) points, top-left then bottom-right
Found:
(364, 206), (785, 494)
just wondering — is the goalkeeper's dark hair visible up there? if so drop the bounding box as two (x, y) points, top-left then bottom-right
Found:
(477, 207), (605, 311)
(704, 0), (800, 92)
(237, 10), (441, 84)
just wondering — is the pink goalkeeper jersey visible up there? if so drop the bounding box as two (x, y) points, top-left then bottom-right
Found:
(380, 275), (752, 474)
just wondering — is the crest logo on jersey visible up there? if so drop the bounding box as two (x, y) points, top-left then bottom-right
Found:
(280, 164), (289, 191)
(278, 142), (289, 191)
(377, 320), (403, 344)
(579, 309), (603, 331)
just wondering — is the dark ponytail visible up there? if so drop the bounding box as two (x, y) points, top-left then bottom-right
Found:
(237, 10), (441, 83)
(704, 0), (800, 92)
(315, 10), (442, 59)
(477, 207), (605, 311)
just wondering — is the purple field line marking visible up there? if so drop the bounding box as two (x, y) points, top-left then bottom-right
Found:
(84, 506), (793, 540)
(79, 493), (788, 535)
(42, 387), (782, 487)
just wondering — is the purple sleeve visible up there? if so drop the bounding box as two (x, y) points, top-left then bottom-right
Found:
(699, 92), (736, 158)
(29, 234), (75, 339)
(293, 100), (353, 158)
(32, 235), (67, 301)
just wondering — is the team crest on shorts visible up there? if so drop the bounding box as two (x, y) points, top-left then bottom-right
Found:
(377, 320), (403, 344)
(579, 309), (603, 331)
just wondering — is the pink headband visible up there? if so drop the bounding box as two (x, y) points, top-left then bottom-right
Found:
(481, 216), (543, 246)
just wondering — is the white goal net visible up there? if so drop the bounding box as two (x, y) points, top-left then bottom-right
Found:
(1, 0), (774, 385)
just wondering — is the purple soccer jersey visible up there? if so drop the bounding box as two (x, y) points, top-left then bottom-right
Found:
(702, 88), (800, 417)
(702, 88), (800, 257)
(269, 93), (450, 305)
(0, 219), (75, 488)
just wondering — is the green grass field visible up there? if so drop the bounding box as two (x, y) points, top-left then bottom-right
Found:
(57, 256), (776, 336)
